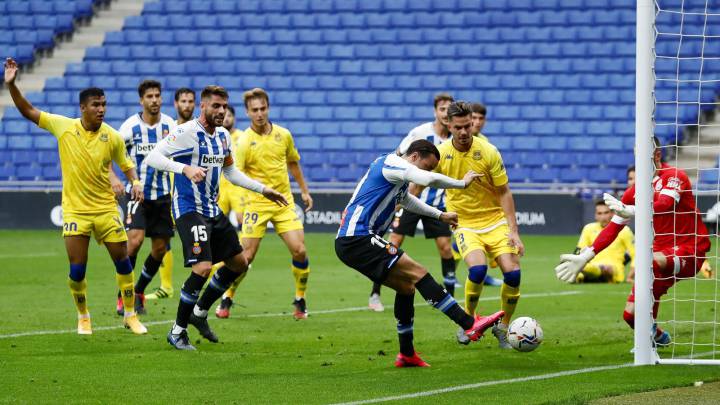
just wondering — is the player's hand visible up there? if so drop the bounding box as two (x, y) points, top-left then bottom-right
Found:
(462, 170), (483, 187)
(603, 193), (635, 219)
(301, 191), (313, 212)
(439, 211), (458, 227)
(130, 182), (144, 203)
(507, 229), (525, 256)
(182, 165), (207, 183)
(262, 187), (288, 207)
(110, 175), (124, 199)
(555, 248), (595, 283)
(4, 58), (18, 85)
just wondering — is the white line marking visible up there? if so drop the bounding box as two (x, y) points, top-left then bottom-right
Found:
(331, 363), (634, 405)
(0, 291), (581, 339)
(0, 252), (61, 259)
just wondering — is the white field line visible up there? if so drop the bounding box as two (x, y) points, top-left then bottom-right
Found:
(0, 252), (61, 259)
(331, 350), (720, 405)
(0, 291), (581, 339)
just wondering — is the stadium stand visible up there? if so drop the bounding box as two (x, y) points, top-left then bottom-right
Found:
(1, 0), (718, 185)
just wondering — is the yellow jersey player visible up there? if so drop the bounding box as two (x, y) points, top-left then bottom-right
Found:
(575, 200), (634, 283)
(436, 101), (524, 349)
(222, 88), (314, 320)
(145, 88), (197, 301)
(3, 57), (147, 335)
(214, 105), (249, 318)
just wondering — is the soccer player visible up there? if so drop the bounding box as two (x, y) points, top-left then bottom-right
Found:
(368, 93), (457, 311)
(145, 87), (197, 301)
(220, 88), (314, 320)
(436, 102), (525, 348)
(113, 80), (177, 315)
(335, 139), (504, 367)
(470, 102), (487, 139)
(214, 105), (249, 318)
(145, 85), (287, 350)
(574, 200), (634, 283)
(3, 57), (147, 335)
(555, 137), (710, 347)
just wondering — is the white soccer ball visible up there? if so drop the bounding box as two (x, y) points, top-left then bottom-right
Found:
(507, 316), (543, 352)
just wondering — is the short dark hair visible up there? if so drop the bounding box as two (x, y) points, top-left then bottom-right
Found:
(433, 92), (454, 109)
(138, 80), (161, 98)
(627, 165), (635, 175)
(79, 87), (105, 104)
(470, 102), (486, 116)
(201, 85), (229, 100)
(446, 101), (473, 122)
(405, 139), (440, 161)
(174, 87), (195, 101)
(243, 87), (270, 108)
(595, 199), (608, 207)
(226, 105), (235, 116)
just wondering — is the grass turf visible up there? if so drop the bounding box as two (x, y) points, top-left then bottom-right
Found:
(2, 230), (720, 404)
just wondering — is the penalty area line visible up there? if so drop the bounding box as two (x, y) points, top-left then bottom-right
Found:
(0, 290), (581, 339)
(331, 363), (634, 405)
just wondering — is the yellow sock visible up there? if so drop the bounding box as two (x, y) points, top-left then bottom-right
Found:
(159, 249), (174, 291)
(223, 271), (246, 299)
(500, 283), (520, 325)
(291, 262), (310, 299)
(116, 273), (135, 315)
(464, 278), (483, 315)
(68, 278), (89, 315)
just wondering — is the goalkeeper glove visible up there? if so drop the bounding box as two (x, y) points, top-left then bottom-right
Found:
(603, 193), (635, 219)
(555, 247), (595, 283)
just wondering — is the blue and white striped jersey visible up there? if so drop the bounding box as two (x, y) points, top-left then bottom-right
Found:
(337, 154), (411, 238)
(119, 112), (176, 200)
(152, 119), (232, 219)
(397, 122), (450, 210)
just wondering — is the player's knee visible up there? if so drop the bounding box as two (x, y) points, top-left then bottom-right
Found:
(290, 244), (307, 261)
(226, 254), (249, 273)
(503, 269), (521, 287)
(399, 283), (416, 296)
(192, 263), (213, 278)
(468, 265), (488, 284)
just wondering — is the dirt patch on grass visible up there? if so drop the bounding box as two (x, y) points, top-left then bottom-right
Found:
(590, 381), (720, 404)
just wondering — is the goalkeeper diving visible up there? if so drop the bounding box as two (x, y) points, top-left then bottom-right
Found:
(555, 137), (710, 347)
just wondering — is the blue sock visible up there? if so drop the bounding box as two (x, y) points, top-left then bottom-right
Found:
(114, 257), (133, 275)
(468, 265), (488, 284)
(69, 263), (86, 282)
(503, 269), (521, 287)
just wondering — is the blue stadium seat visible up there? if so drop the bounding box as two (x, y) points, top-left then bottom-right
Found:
(560, 168), (587, 183)
(506, 167), (531, 183)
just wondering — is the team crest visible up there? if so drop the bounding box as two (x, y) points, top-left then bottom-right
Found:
(274, 134), (281, 142)
(192, 243), (202, 255)
(100, 133), (108, 142)
(655, 181), (663, 192)
(387, 244), (398, 255)
(473, 151), (482, 160)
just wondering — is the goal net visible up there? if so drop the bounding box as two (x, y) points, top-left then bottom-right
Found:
(635, 0), (720, 365)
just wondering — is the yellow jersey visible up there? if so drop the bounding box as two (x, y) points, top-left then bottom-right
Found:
(436, 137), (508, 230)
(219, 128), (246, 191)
(578, 222), (635, 267)
(38, 112), (134, 214)
(236, 123), (300, 206)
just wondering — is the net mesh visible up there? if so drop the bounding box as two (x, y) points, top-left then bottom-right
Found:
(653, 0), (720, 362)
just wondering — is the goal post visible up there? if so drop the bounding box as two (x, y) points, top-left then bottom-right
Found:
(634, 0), (657, 366)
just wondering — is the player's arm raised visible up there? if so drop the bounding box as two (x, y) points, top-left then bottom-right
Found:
(496, 183), (524, 256)
(398, 192), (458, 227)
(403, 164), (482, 189)
(4, 57), (41, 125)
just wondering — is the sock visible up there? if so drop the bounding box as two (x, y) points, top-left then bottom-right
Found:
(394, 293), (415, 356)
(465, 265), (487, 315)
(415, 273), (474, 330)
(292, 259), (310, 299)
(68, 263), (89, 315)
(135, 254), (163, 294)
(441, 257), (457, 296)
(197, 266), (241, 312)
(223, 272), (246, 300)
(500, 270), (521, 325)
(129, 254), (137, 270)
(176, 272), (207, 328)
(371, 282), (382, 296)
(114, 258), (135, 315)
(159, 247), (173, 291)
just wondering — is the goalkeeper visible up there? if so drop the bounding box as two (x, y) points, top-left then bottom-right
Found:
(556, 137), (710, 347)
(574, 200), (634, 283)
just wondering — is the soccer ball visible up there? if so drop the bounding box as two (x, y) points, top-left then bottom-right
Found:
(507, 316), (543, 352)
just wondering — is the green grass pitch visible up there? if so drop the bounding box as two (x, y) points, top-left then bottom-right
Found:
(2, 230), (720, 404)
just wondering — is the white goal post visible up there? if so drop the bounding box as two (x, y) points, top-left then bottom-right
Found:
(635, 0), (720, 365)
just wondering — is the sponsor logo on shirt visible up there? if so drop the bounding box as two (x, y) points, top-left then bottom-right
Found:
(445, 154), (453, 160)
(135, 142), (156, 155)
(201, 154), (225, 167)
